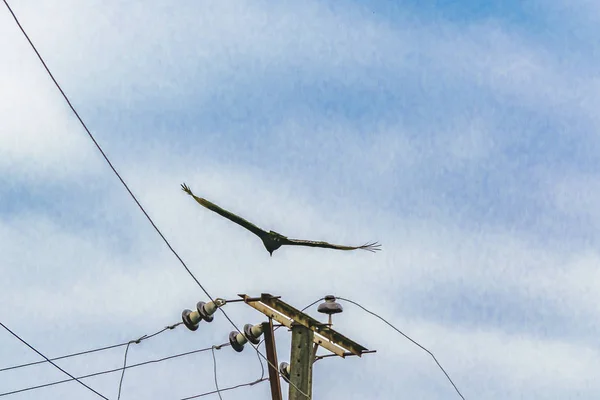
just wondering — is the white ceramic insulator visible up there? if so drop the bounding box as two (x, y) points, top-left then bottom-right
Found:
(204, 301), (218, 315)
(236, 333), (248, 345)
(250, 324), (263, 337)
(189, 311), (201, 324)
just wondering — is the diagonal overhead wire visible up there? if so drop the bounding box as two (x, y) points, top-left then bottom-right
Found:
(2, 0), (214, 317)
(0, 322), (109, 400)
(0, 343), (231, 397)
(2, 3), (308, 397)
(179, 378), (269, 400)
(0, 322), (181, 373)
(337, 297), (465, 399)
(0, 341), (127, 373)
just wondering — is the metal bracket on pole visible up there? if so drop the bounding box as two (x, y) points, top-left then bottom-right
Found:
(238, 293), (371, 358)
(238, 293), (374, 400)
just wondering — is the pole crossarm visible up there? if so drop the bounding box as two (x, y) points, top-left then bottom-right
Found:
(238, 293), (370, 358)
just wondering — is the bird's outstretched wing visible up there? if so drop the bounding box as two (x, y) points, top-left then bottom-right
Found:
(282, 238), (381, 253)
(181, 183), (268, 238)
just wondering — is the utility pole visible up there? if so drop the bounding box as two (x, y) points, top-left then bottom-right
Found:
(180, 294), (374, 400)
(289, 323), (314, 399)
(262, 319), (283, 400)
(239, 293), (375, 400)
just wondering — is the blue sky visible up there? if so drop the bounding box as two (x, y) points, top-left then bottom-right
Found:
(2, 0), (600, 399)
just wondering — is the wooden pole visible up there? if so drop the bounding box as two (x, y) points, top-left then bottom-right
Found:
(289, 323), (314, 400)
(263, 320), (283, 400)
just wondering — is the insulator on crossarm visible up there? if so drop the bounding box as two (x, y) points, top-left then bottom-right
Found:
(181, 299), (224, 331)
(229, 323), (264, 352)
(317, 295), (343, 327)
(279, 362), (290, 381)
(244, 323), (264, 344)
(229, 331), (248, 352)
(317, 295), (343, 315)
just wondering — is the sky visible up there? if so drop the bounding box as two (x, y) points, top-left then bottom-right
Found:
(1, 0), (600, 399)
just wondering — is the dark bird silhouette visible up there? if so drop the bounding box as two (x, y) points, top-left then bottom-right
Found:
(181, 183), (381, 256)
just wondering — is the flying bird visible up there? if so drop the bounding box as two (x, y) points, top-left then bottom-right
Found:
(181, 183), (381, 256)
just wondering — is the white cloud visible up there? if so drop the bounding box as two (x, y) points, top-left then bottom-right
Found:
(0, 9), (101, 181)
(553, 174), (600, 223)
(3, 0), (600, 399)
(9, 0), (597, 121)
(3, 155), (600, 398)
(541, 0), (600, 23)
(1, 0), (413, 105)
(0, 78), (96, 181)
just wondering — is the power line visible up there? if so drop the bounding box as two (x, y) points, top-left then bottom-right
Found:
(142, 322), (182, 340)
(210, 345), (224, 400)
(0, 322), (182, 373)
(336, 297), (466, 400)
(254, 339), (266, 380)
(2, 3), (308, 397)
(116, 341), (133, 400)
(0, 343), (231, 397)
(179, 378), (269, 400)
(2, 0), (217, 320)
(248, 336), (308, 397)
(115, 323), (182, 400)
(0, 322), (109, 400)
(0, 342), (127, 373)
(300, 297), (325, 313)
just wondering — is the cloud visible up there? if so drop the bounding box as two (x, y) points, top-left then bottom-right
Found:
(0, 65), (97, 181)
(553, 173), (600, 223)
(0, 7), (101, 182)
(3, 0), (600, 399)
(3, 153), (600, 397)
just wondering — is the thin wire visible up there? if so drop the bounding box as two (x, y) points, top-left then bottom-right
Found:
(0, 322), (109, 400)
(210, 346), (224, 400)
(0, 342), (127, 372)
(2, 0), (215, 315)
(337, 297), (466, 400)
(254, 338), (266, 380)
(179, 378), (269, 400)
(241, 329), (308, 396)
(0, 343), (231, 397)
(0, 322), (182, 373)
(116, 341), (133, 400)
(2, 4), (308, 397)
(117, 323), (181, 399)
(301, 297), (325, 313)
(257, 297), (325, 362)
(143, 322), (182, 340)
(254, 296), (324, 396)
